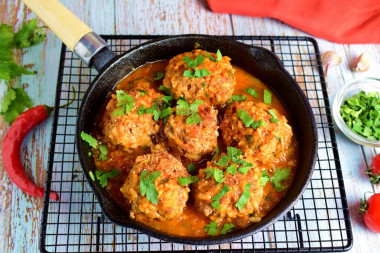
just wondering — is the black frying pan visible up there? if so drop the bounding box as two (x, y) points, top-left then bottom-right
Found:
(23, 0), (317, 245)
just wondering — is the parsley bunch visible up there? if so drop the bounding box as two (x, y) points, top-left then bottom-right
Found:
(176, 99), (203, 125)
(1, 19), (46, 125)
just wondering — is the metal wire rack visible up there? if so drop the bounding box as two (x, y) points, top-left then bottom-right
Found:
(40, 35), (353, 252)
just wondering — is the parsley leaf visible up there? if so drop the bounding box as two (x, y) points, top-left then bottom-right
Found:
(0, 87), (33, 124)
(177, 176), (199, 186)
(80, 131), (98, 148)
(268, 109), (279, 123)
(98, 144), (108, 161)
(186, 112), (202, 125)
(226, 164), (237, 175)
(237, 109), (266, 130)
(160, 107), (172, 119)
(231, 94), (247, 102)
(89, 171), (95, 181)
(175, 99), (203, 125)
(238, 166), (250, 175)
(183, 68), (211, 78)
(140, 170), (162, 205)
(246, 87), (258, 98)
(113, 90), (134, 116)
(162, 95), (173, 104)
(158, 85), (172, 95)
(220, 223), (235, 235)
(235, 183), (252, 210)
(137, 89), (147, 96)
(183, 54), (205, 68)
(154, 72), (165, 80)
(187, 163), (196, 173)
(263, 89), (272, 104)
(227, 147), (241, 158)
(260, 170), (270, 186)
(204, 221), (218, 236)
(94, 169), (120, 188)
(204, 168), (225, 183)
(211, 184), (230, 209)
(271, 168), (291, 191)
(137, 105), (147, 115)
(215, 155), (231, 166)
(205, 49), (222, 62)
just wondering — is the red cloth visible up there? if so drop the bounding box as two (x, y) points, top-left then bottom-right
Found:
(207, 0), (380, 44)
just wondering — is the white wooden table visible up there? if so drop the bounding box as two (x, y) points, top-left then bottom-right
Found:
(1, 0), (380, 252)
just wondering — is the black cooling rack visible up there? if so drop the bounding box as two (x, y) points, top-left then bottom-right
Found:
(40, 35), (353, 252)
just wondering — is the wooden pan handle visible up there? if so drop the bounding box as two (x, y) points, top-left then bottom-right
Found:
(22, 0), (93, 51)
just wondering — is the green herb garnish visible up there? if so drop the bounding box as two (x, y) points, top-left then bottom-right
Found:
(98, 144), (108, 161)
(238, 166), (250, 175)
(137, 105), (147, 115)
(140, 170), (162, 205)
(183, 54), (205, 68)
(204, 168), (225, 183)
(154, 72), (165, 80)
(235, 183), (252, 210)
(340, 91), (380, 140)
(137, 89), (147, 96)
(80, 132), (98, 148)
(204, 221), (218, 236)
(220, 223), (235, 235)
(175, 99), (203, 125)
(263, 89), (272, 104)
(215, 155), (231, 166)
(226, 164), (237, 175)
(268, 109), (279, 123)
(237, 109), (266, 130)
(158, 85), (171, 95)
(94, 169), (120, 188)
(260, 170), (270, 186)
(113, 90), (134, 116)
(183, 68), (212, 78)
(205, 49), (222, 62)
(211, 184), (230, 209)
(89, 171), (95, 181)
(246, 87), (258, 98)
(177, 176), (199, 186)
(227, 94), (247, 105)
(271, 167), (291, 191)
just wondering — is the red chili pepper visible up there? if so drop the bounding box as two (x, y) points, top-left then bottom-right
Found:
(2, 105), (59, 201)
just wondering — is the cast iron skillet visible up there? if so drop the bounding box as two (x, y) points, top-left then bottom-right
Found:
(76, 34), (318, 245)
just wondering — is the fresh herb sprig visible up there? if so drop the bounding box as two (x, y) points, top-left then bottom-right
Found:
(260, 168), (291, 191)
(140, 170), (162, 205)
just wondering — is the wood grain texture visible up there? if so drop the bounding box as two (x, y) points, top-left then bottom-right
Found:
(1, 0), (380, 252)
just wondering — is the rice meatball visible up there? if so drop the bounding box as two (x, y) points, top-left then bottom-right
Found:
(120, 151), (190, 220)
(100, 87), (162, 151)
(220, 101), (293, 164)
(164, 103), (218, 161)
(193, 154), (264, 223)
(163, 49), (236, 105)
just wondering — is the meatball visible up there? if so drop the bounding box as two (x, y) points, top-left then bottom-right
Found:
(100, 87), (162, 151)
(163, 49), (236, 105)
(164, 103), (219, 161)
(120, 151), (190, 220)
(220, 101), (293, 164)
(193, 153), (264, 223)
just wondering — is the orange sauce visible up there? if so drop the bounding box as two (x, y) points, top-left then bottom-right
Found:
(93, 61), (298, 237)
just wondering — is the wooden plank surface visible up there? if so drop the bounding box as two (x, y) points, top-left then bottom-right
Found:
(1, 0), (380, 252)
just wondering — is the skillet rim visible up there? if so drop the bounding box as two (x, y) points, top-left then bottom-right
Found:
(76, 34), (318, 245)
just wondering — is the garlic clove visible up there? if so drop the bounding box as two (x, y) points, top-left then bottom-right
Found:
(353, 51), (371, 72)
(322, 51), (342, 76)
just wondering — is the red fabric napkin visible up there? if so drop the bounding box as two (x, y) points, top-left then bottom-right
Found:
(207, 0), (380, 44)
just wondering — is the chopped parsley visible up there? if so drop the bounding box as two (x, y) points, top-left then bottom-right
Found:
(221, 223), (235, 235)
(158, 85), (172, 95)
(137, 89), (147, 96)
(205, 49), (222, 62)
(215, 155), (231, 166)
(183, 68), (212, 78)
(92, 169), (120, 188)
(154, 72), (165, 80)
(204, 168), (225, 183)
(235, 183), (252, 210)
(260, 170), (270, 186)
(227, 94), (247, 105)
(140, 170), (162, 205)
(177, 176), (199, 186)
(160, 107), (172, 119)
(98, 144), (108, 161)
(271, 167), (291, 191)
(211, 184), (230, 209)
(204, 221), (218, 236)
(237, 109), (266, 129)
(113, 90), (134, 116)
(268, 109), (279, 123)
(175, 99), (203, 125)
(137, 105), (147, 115)
(237, 166), (250, 175)
(183, 54), (205, 68)
(187, 163), (196, 173)
(162, 95), (173, 104)
(263, 89), (272, 104)
(246, 87), (258, 98)
(80, 132), (98, 148)
(226, 164), (237, 175)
